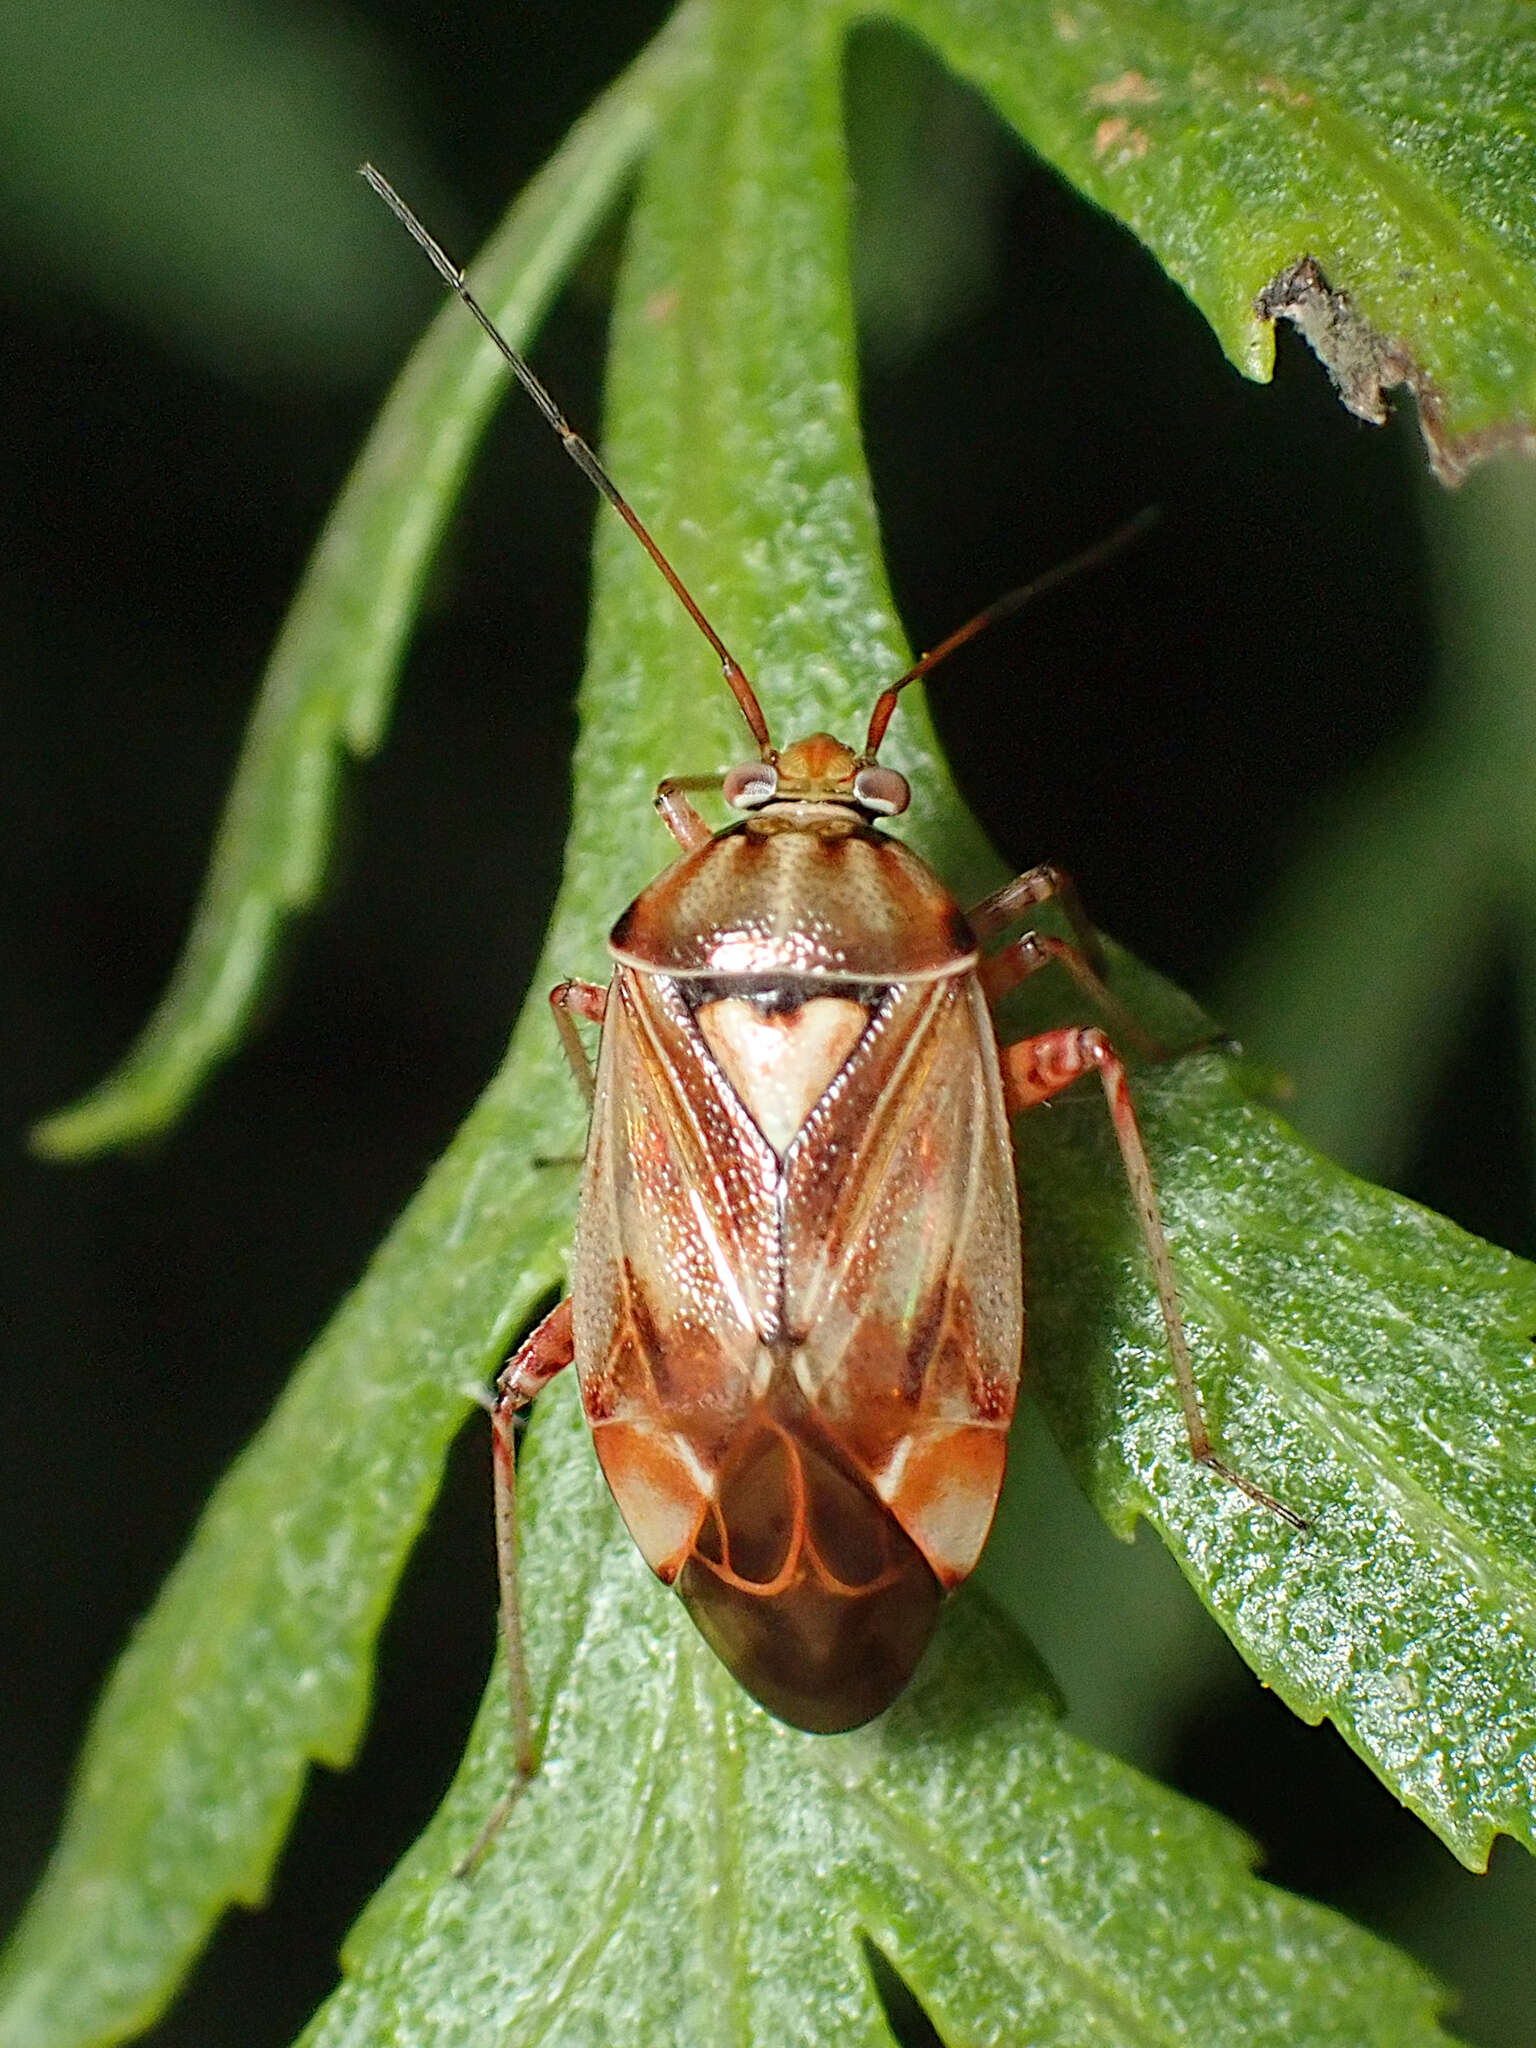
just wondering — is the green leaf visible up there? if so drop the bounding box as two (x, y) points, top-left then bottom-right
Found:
(1012, 1009), (1536, 1872)
(294, 1374), (1453, 2048)
(882, 0), (1536, 479)
(30, 2), (711, 1161)
(13, 1), (1536, 2044)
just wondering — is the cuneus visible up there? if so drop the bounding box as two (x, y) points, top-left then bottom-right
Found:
(362, 163), (1302, 1863)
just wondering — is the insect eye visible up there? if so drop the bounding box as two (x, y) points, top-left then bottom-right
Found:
(723, 762), (780, 809)
(852, 764), (910, 815)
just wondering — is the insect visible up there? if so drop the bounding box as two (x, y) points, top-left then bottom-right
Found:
(363, 165), (1300, 1784)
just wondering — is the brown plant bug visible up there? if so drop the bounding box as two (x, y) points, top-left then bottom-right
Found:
(362, 165), (1302, 1831)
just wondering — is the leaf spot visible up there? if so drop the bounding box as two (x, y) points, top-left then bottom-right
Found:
(1092, 116), (1150, 164)
(1088, 70), (1161, 108)
(1255, 73), (1313, 108)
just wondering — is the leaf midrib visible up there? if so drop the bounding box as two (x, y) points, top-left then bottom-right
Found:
(513, 1657), (683, 2044)
(1177, 1255), (1536, 1652)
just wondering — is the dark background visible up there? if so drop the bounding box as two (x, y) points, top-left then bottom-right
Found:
(4, 4), (1530, 2044)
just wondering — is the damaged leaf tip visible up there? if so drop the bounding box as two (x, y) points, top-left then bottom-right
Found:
(1257, 255), (1536, 487)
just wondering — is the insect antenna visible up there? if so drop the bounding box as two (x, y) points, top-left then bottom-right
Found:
(361, 163), (773, 756)
(863, 505), (1160, 757)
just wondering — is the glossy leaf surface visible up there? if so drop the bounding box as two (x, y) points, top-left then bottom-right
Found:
(1012, 1015), (1536, 1871)
(11, 1), (1536, 2044)
(295, 1374), (1454, 2048)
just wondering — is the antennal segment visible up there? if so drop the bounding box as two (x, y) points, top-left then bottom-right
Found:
(863, 506), (1160, 757)
(361, 163), (772, 755)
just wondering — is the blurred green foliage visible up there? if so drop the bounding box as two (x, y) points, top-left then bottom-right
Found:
(0, 0), (440, 384)
(7, 2), (1536, 2045)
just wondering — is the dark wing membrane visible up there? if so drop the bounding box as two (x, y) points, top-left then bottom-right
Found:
(675, 1399), (944, 1733)
(780, 973), (1022, 1583)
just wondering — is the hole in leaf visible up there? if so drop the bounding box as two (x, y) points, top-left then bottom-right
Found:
(861, 1937), (946, 2048)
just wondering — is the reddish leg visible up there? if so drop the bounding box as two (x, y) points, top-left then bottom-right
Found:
(981, 929), (1166, 1063)
(1004, 1026), (1303, 1530)
(970, 862), (1106, 977)
(549, 979), (607, 1105)
(455, 1296), (577, 1876)
(655, 775), (722, 851)
(973, 866), (1165, 1061)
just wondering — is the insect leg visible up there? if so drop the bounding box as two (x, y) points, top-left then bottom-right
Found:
(980, 927), (1164, 1062)
(969, 862), (1106, 977)
(654, 775), (722, 850)
(549, 979), (607, 1103)
(1002, 1026), (1304, 1531)
(456, 1297), (577, 1876)
(494, 1297), (577, 1766)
